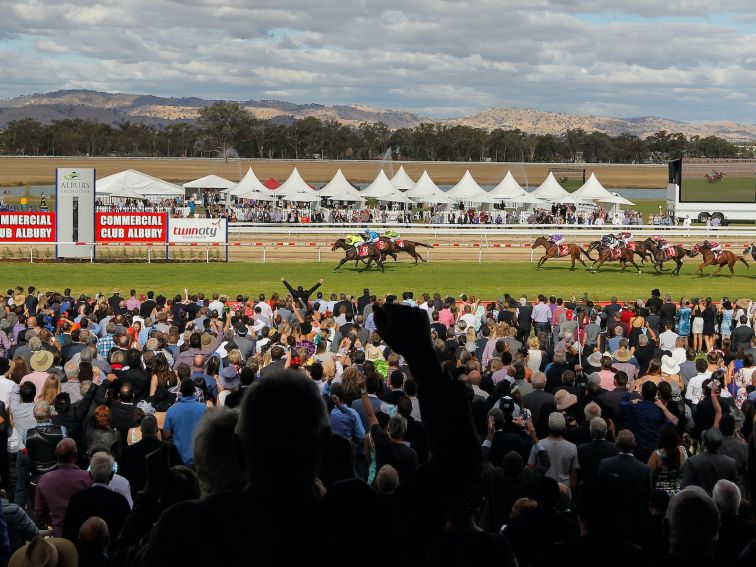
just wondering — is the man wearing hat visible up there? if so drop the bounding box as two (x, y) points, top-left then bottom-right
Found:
(22, 350), (54, 396)
(218, 367), (241, 406)
(9, 535), (77, 567)
(612, 340), (639, 383)
(233, 324), (256, 360)
(528, 412), (578, 491)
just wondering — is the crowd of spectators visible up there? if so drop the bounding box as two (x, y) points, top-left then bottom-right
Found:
(0, 283), (754, 565)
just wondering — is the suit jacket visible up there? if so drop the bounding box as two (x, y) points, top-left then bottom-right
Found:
(680, 451), (737, 494)
(116, 368), (150, 401)
(522, 390), (555, 425)
(577, 439), (618, 483)
(598, 454), (652, 518)
(62, 342), (85, 363)
(62, 485), (130, 548)
(259, 359), (286, 380)
(119, 437), (183, 497)
(732, 325), (754, 352)
(517, 304), (533, 331)
(233, 335), (256, 360)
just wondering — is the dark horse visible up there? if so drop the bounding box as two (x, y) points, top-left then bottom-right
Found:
(331, 239), (385, 272)
(586, 241), (642, 274)
(744, 243), (756, 262)
(377, 237), (432, 264)
(689, 243), (749, 277)
(532, 236), (590, 271)
(624, 240), (653, 264)
(642, 237), (688, 276)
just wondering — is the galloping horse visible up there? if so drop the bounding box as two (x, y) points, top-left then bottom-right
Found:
(642, 237), (688, 276)
(377, 237), (431, 264)
(623, 240), (653, 264)
(532, 236), (590, 270)
(744, 244), (756, 262)
(585, 241), (642, 274)
(688, 243), (749, 277)
(331, 239), (386, 272)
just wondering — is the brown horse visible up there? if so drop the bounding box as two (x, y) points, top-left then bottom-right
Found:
(532, 236), (591, 270)
(586, 241), (642, 273)
(331, 239), (385, 272)
(688, 243), (749, 277)
(377, 237), (431, 264)
(624, 240), (653, 264)
(642, 237), (688, 276)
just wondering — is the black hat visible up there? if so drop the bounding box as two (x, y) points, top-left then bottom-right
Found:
(237, 324), (248, 336)
(0, 357), (9, 375)
(651, 289), (660, 296)
(498, 396), (515, 413)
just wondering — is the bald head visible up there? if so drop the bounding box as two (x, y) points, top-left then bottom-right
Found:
(55, 438), (78, 464)
(79, 516), (109, 553)
(531, 372), (546, 390)
(192, 354), (205, 369)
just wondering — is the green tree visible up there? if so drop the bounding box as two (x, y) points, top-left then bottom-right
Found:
(197, 102), (253, 161)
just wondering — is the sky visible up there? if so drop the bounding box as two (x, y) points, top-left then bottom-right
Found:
(1, 0), (755, 122)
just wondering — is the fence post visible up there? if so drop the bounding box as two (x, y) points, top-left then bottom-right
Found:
(317, 247), (321, 262)
(206, 246), (209, 264)
(478, 246), (482, 263)
(530, 245), (534, 263)
(90, 245), (95, 264)
(29, 246), (33, 263)
(426, 248), (430, 263)
(263, 247), (266, 263)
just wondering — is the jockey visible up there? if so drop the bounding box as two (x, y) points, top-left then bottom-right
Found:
(601, 234), (619, 249)
(703, 240), (722, 255)
(362, 228), (379, 244)
(652, 235), (670, 251)
(345, 234), (363, 248)
(618, 231), (633, 246)
(381, 229), (400, 242)
(549, 233), (565, 246)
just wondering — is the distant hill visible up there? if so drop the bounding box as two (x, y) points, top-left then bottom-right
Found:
(1, 89), (755, 141)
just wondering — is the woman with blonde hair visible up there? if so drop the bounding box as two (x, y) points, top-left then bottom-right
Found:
(39, 373), (61, 405)
(526, 336), (543, 372)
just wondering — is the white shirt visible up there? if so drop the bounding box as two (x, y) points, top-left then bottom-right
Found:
(460, 313), (476, 330)
(685, 373), (708, 404)
(659, 331), (679, 351)
(419, 302), (434, 322)
(208, 300), (224, 315)
(108, 474), (133, 508)
(532, 302), (551, 324)
(0, 376), (14, 408)
(256, 301), (273, 320)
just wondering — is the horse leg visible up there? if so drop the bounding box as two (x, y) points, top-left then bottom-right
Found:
(576, 254), (589, 269)
(673, 258), (682, 276)
(711, 261), (725, 276)
(536, 256), (548, 270)
(628, 257), (642, 274)
(593, 258), (605, 273)
(569, 254), (576, 271)
(335, 257), (348, 270)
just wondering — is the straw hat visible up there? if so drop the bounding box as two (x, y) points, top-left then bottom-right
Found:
(365, 344), (384, 362)
(111, 288), (121, 294)
(736, 298), (750, 310)
(554, 389), (578, 411)
(29, 350), (54, 373)
(614, 345), (633, 363)
(9, 536), (77, 567)
(586, 351), (603, 368)
(661, 354), (680, 375)
(200, 333), (213, 347)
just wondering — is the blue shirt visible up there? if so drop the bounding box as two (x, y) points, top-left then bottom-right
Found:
(191, 371), (219, 401)
(329, 406), (365, 444)
(164, 396), (207, 464)
(619, 395), (667, 450)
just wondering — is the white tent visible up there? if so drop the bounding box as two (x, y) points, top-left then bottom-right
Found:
(599, 193), (635, 206)
(276, 167), (314, 197)
(390, 165), (415, 190)
(234, 189), (275, 202)
(489, 170), (527, 199)
(183, 174), (235, 190)
(97, 169), (184, 196)
(327, 190), (365, 203)
(227, 167), (268, 196)
(447, 170), (487, 200)
(573, 173), (613, 200)
(406, 170), (445, 200)
(377, 190), (414, 204)
(417, 192), (452, 205)
(531, 172), (569, 200)
(319, 169), (360, 198)
(362, 170), (399, 198)
(103, 187), (146, 200)
(510, 193), (546, 204)
(281, 191), (321, 203)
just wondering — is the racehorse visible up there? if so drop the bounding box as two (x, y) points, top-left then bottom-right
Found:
(585, 241), (642, 274)
(623, 240), (653, 264)
(744, 244), (756, 262)
(331, 239), (386, 272)
(377, 237), (431, 264)
(531, 236), (590, 271)
(688, 243), (749, 277)
(642, 237), (688, 276)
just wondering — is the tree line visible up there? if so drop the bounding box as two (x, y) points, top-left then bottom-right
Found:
(0, 101), (749, 163)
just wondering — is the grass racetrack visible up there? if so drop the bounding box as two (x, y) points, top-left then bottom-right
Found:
(680, 176), (756, 203)
(2, 260), (753, 302)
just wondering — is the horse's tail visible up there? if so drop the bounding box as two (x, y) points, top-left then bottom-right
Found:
(738, 255), (750, 269)
(580, 247), (594, 261)
(412, 241), (433, 248)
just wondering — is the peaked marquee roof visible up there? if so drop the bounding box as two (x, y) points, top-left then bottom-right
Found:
(97, 169), (184, 196)
(531, 172), (569, 200)
(390, 165), (415, 190)
(182, 174), (235, 190)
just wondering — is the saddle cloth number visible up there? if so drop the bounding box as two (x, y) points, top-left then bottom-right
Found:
(395, 239), (405, 248)
(611, 248), (622, 260)
(626, 242), (636, 251)
(376, 241), (387, 250)
(665, 247), (676, 259)
(358, 245), (369, 257)
(558, 244), (569, 257)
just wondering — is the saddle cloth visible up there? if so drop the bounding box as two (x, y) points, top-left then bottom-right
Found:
(665, 247), (676, 259)
(376, 240), (387, 250)
(611, 248), (622, 260)
(557, 243), (570, 257)
(395, 239), (405, 248)
(358, 245), (369, 257)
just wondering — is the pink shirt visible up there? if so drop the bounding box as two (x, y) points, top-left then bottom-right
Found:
(438, 309), (454, 328)
(598, 369), (616, 391)
(21, 371), (50, 400)
(125, 297), (141, 311)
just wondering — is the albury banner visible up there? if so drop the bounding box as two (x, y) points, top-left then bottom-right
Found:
(169, 218), (227, 244)
(0, 212), (56, 242)
(95, 212), (167, 243)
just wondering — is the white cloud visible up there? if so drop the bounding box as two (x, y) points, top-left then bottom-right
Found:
(0, 0), (754, 121)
